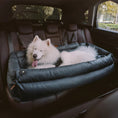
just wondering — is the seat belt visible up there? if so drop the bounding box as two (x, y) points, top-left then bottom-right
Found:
(81, 29), (86, 43)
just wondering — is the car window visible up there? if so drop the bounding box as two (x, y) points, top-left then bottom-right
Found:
(84, 10), (89, 24)
(97, 1), (118, 32)
(81, 10), (89, 25)
(12, 5), (62, 23)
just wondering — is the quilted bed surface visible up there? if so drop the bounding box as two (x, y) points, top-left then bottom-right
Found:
(7, 43), (114, 101)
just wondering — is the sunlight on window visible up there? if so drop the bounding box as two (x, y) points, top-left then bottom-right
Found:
(97, 1), (118, 32)
(12, 5), (62, 23)
(83, 10), (89, 24)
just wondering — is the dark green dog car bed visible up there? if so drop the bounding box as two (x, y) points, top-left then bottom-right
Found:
(7, 43), (114, 101)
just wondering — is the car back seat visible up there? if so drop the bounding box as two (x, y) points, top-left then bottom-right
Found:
(0, 20), (94, 90)
(44, 21), (64, 46)
(16, 21), (34, 50)
(63, 24), (78, 44)
(15, 22), (93, 51)
(63, 24), (93, 45)
(77, 26), (93, 44)
(0, 21), (94, 109)
(33, 24), (46, 40)
(14, 20), (64, 49)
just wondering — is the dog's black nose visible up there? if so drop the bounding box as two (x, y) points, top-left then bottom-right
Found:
(33, 54), (37, 59)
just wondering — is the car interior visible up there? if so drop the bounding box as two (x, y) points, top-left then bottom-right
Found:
(0, 0), (118, 118)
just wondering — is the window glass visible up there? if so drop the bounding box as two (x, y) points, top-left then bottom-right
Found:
(97, 1), (118, 32)
(83, 10), (89, 24)
(12, 5), (62, 23)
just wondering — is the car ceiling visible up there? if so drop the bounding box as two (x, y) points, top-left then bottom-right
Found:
(0, 0), (116, 24)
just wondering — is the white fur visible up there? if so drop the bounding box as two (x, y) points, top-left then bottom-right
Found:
(60, 46), (97, 66)
(35, 64), (55, 69)
(27, 35), (60, 69)
(27, 35), (97, 69)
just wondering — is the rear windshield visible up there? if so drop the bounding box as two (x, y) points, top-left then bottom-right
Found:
(12, 5), (62, 23)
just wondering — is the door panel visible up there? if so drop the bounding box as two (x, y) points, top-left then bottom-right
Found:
(92, 28), (118, 58)
(92, 0), (118, 58)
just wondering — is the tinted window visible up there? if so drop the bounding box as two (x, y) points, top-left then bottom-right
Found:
(12, 5), (62, 23)
(84, 10), (89, 24)
(97, 1), (118, 32)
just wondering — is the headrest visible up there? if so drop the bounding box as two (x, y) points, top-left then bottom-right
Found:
(17, 22), (33, 34)
(66, 24), (77, 31)
(46, 23), (59, 34)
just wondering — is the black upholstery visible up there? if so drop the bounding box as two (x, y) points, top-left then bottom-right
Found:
(7, 43), (114, 101)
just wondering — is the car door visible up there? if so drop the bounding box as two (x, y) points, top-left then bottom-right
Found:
(92, 0), (118, 58)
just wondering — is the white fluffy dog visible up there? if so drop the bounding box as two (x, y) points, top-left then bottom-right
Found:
(27, 35), (97, 69)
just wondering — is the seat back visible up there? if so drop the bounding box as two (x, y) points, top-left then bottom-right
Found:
(7, 22), (93, 51)
(63, 24), (93, 45)
(0, 21), (93, 98)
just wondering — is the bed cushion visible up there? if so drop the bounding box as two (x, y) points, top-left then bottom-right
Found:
(7, 43), (114, 101)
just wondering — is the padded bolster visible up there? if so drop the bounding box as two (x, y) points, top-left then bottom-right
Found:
(16, 54), (113, 83)
(7, 43), (115, 101)
(15, 64), (114, 101)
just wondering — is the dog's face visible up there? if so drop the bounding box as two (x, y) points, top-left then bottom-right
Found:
(27, 35), (51, 65)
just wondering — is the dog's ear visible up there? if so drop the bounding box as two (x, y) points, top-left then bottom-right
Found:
(46, 39), (51, 46)
(33, 35), (41, 42)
